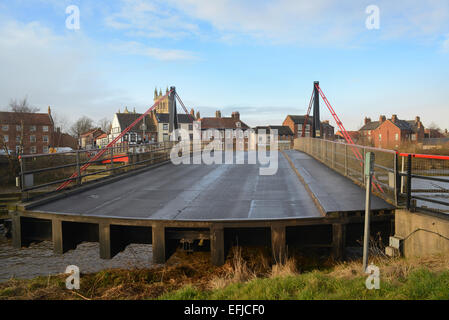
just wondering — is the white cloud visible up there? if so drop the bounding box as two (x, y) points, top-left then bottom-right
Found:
(111, 40), (197, 61)
(443, 35), (449, 52)
(0, 19), (129, 124)
(105, 0), (449, 46)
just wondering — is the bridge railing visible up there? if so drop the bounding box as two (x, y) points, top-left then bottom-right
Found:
(294, 138), (399, 206)
(399, 153), (449, 214)
(295, 138), (449, 214)
(18, 141), (175, 201)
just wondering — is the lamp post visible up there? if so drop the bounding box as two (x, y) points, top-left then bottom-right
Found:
(141, 122), (147, 144)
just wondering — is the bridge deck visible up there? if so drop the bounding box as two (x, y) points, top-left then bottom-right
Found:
(30, 151), (393, 221)
(284, 150), (394, 213)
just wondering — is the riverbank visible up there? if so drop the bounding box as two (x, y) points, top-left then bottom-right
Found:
(1, 247), (448, 300)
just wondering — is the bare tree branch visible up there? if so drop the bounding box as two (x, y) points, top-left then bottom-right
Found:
(8, 96), (40, 113)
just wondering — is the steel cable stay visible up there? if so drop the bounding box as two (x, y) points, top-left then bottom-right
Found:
(56, 89), (192, 191)
(314, 83), (384, 193)
(301, 89), (315, 138)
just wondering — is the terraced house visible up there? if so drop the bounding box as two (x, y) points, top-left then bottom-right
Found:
(0, 107), (54, 155)
(359, 115), (425, 149)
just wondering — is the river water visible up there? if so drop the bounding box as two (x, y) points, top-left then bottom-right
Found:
(0, 225), (156, 283)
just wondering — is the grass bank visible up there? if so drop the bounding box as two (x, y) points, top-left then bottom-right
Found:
(0, 247), (448, 300)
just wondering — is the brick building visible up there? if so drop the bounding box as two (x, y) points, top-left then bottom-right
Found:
(254, 125), (294, 142)
(359, 115), (425, 149)
(80, 128), (105, 149)
(0, 107), (54, 155)
(52, 128), (78, 150)
(282, 115), (334, 140)
(200, 111), (250, 132)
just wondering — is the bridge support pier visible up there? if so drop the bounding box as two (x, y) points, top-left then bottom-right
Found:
(152, 224), (166, 264)
(99, 222), (112, 259)
(11, 213), (22, 249)
(210, 225), (225, 266)
(271, 224), (286, 264)
(332, 223), (346, 260)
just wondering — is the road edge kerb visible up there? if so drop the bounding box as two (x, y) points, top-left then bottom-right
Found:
(281, 150), (327, 217)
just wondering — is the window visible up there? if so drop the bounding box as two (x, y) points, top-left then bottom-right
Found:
(163, 124), (169, 131)
(189, 124), (193, 131)
(123, 134), (129, 142)
(30, 146), (37, 154)
(298, 124), (303, 132)
(368, 130), (371, 136)
(411, 134), (417, 141)
(395, 133), (399, 141)
(43, 135), (49, 143)
(30, 135), (36, 143)
(130, 134), (136, 142)
(43, 146), (49, 153)
(30, 125), (36, 132)
(236, 122), (241, 128)
(43, 126), (49, 132)
(163, 133), (169, 142)
(16, 146), (21, 154)
(16, 125), (21, 131)
(3, 135), (8, 142)
(16, 136), (20, 143)
(379, 134), (382, 141)
(2, 125), (8, 131)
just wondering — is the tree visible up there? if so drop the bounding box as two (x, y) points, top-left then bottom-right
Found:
(428, 122), (441, 132)
(70, 116), (94, 139)
(8, 97), (40, 113)
(97, 117), (112, 133)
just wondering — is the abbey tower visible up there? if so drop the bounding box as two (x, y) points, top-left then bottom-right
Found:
(153, 87), (170, 113)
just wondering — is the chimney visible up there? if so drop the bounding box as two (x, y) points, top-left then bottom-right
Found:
(190, 108), (195, 118)
(364, 117), (371, 125)
(379, 115), (386, 123)
(231, 111), (240, 120)
(48, 106), (51, 115)
(391, 114), (398, 123)
(415, 116), (420, 123)
(215, 110), (221, 118)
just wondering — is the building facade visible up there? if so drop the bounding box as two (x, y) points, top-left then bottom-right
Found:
(359, 115), (425, 149)
(282, 115), (334, 140)
(0, 107), (54, 155)
(80, 128), (105, 149)
(109, 108), (157, 145)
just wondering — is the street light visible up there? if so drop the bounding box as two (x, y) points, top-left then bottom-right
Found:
(141, 121), (147, 144)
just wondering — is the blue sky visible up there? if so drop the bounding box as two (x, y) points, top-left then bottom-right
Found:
(1, 0), (448, 130)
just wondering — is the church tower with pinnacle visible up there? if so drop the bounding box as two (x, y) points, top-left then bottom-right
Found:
(153, 87), (170, 113)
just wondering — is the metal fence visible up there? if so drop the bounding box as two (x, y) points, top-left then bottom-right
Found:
(295, 138), (399, 206)
(399, 153), (449, 214)
(295, 138), (449, 214)
(19, 141), (175, 201)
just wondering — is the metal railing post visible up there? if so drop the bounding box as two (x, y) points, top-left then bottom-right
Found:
(344, 143), (348, 176)
(76, 150), (81, 185)
(406, 154), (412, 210)
(110, 147), (114, 176)
(19, 156), (27, 201)
(394, 152), (399, 206)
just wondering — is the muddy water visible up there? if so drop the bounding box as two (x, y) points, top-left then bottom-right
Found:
(0, 225), (156, 283)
